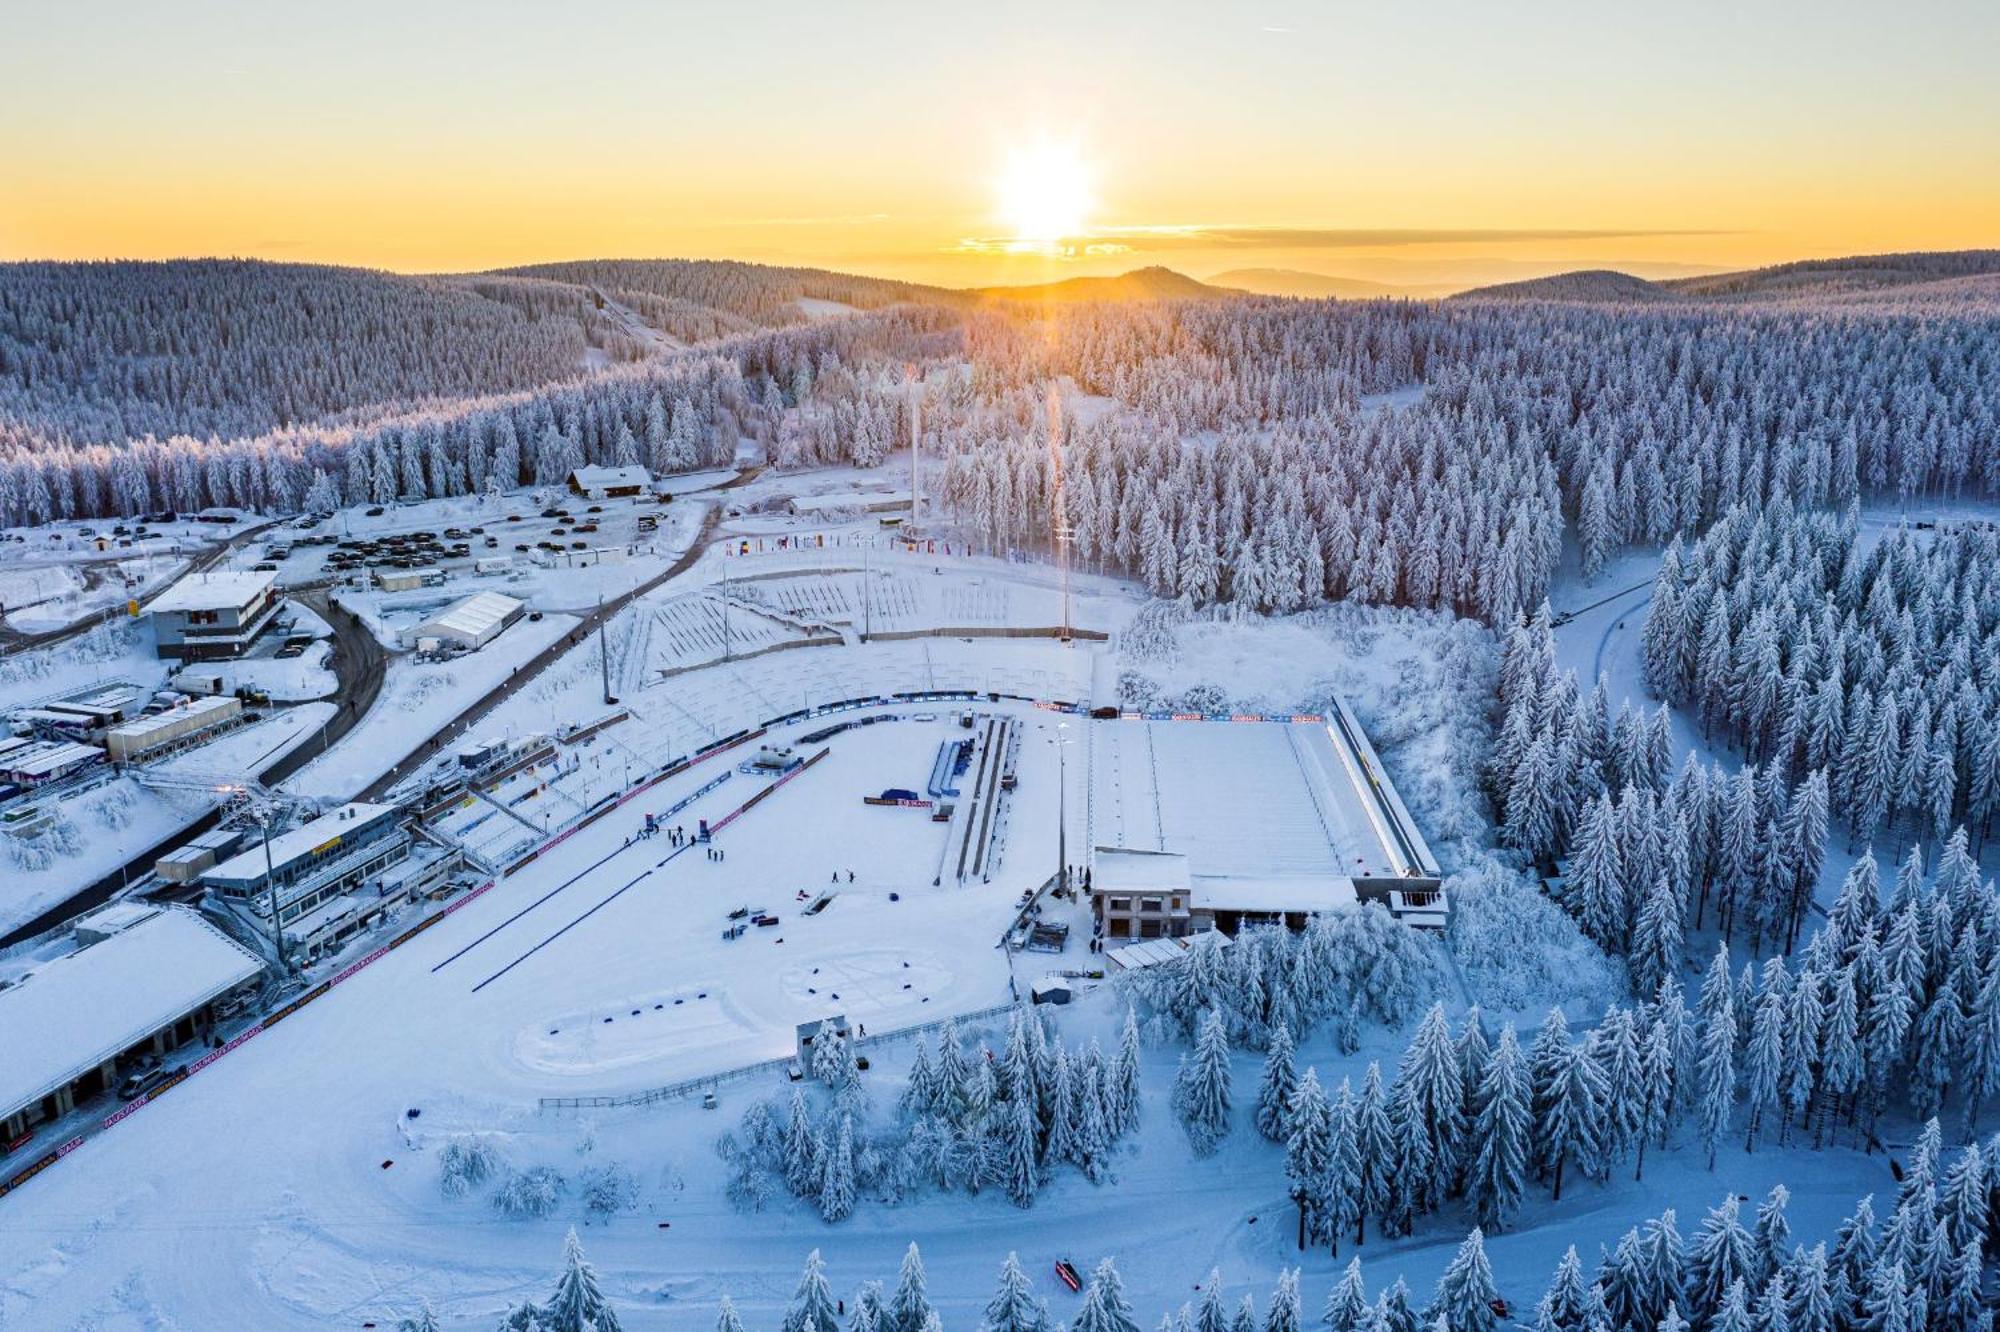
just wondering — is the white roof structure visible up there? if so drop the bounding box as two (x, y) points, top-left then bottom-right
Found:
(143, 570), (275, 616)
(202, 802), (398, 886)
(104, 695), (238, 742)
(570, 464), (651, 492)
(5, 741), (103, 779)
(1190, 873), (1360, 914)
(1105, 932), (1232, 973)
(1088, 707), (1440, 889)
(410, 591), (523, 648)
(1090, 847), (1191, 895)
(787, 488), (913, 516)
(0, 906), (262, 1122)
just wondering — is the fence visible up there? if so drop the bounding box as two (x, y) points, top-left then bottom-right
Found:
(537, 1000), (1023, 1112)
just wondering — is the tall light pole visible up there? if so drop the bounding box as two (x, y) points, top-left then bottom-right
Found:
(1055, 722), (1069, 893)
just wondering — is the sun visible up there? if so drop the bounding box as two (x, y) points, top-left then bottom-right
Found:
(997, 140), (1092, 248)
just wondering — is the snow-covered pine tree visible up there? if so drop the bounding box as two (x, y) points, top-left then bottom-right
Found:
(1696, 946), (1738, 1169)
(980, 1253), (1046, 1332)
(1173, 1008), (1234, 1156)
(1257, 1023), (1300, 1142)
(818, 1115), (856, 1222)
(541, 1227), (622, 1332)
(1466, 1025), (1532, 1230)
(1283, 1067), (1332, 1246)
(887, 1244), (933, 1332)
(1432, 1230), (1500, 1332)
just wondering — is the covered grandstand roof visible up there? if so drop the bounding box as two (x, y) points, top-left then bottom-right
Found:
(0, 907), (262, 1122)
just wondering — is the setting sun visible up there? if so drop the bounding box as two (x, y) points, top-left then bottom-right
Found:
(996, 140), (1093, 249)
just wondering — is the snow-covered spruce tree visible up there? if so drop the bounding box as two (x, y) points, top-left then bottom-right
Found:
(980, 1253), (1047, 1332)
(540, 1227), (622, 1332)
(1430, 1230), (1500, 1332)
(887, 1243), (933, 1332)
(1324, 1260), (1368, 1332)
(818, 1115), (856, 1223)
(1464, 1025), (1531, 1231)
(1265, 1270), (1302, 1332)
(718, 1296), (748, 1332)
(1282, 1067), (1331, 1246)
(782, 1250), (841, 1332)
(1256, 1022), (1299, 1142)
(1695, 946), (1738, 1170)
(1173, 1008), (1234, 1156)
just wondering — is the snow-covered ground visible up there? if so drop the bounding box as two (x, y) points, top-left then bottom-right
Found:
(2, 495), (1975, 1331)
(281, 611), (580, 802)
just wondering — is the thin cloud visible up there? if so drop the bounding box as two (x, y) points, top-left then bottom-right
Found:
(1092, 225), (1734, 250)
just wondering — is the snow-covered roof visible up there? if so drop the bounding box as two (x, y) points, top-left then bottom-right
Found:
(103, 695), (238, 740)
(1090, 846), (1191, 895)
(4, 741), (103, 778)
(570, 464), (651, 490)
(202, 802), (398, 885)
(0, 906), (263, 1120)
(143, 570), (275, 615)
(1189, 873), (1360, 914)
(415, 591), (523, 641)
(1104, 933), (1231, 973)
(787, 488), (913, 515)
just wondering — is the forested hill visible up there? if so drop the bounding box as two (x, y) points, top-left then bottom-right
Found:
(1453, 249), (2000, 308)
(0, 257), (965, 453)
(0, 258), (621, 446)
(485, 259), (969, 342)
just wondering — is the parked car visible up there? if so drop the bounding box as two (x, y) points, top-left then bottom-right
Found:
(365, 506), (385, 516)
(117, 1066), (175, 1102)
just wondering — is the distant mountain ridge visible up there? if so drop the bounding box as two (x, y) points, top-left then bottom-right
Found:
(970, 266), (1233, 304)
(1205, 268), (1454, 300)
(1453, 249), (2000, 306)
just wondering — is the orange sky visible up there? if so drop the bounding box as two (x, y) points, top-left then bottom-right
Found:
(2, 2), (1995, 290)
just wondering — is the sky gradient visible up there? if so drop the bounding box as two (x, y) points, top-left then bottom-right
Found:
(3, 0), (1995, 290)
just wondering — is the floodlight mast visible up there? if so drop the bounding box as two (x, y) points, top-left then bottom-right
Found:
(1046, 384), (1072, 643)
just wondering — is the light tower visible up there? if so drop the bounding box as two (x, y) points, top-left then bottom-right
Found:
(1046, 383), (1072, 643)
(907, 367), (923, 533)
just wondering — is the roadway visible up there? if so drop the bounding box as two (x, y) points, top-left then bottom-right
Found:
(0, 518), (281, 658)
(0, 586), (388, 948)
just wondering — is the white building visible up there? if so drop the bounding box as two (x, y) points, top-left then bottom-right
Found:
(568, 465), (651, 499)
(0, 905), (263, 1141)
(1, 739), (105, 787)
(143, 570), (280, 661)
(401, 591), (525, 652)
(1087, 702), (1446, 938)
(103, 695), (244, 763)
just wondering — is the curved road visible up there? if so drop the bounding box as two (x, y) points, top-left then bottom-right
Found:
(1, 505), (714, 946)
(0, 587), (388, 948)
